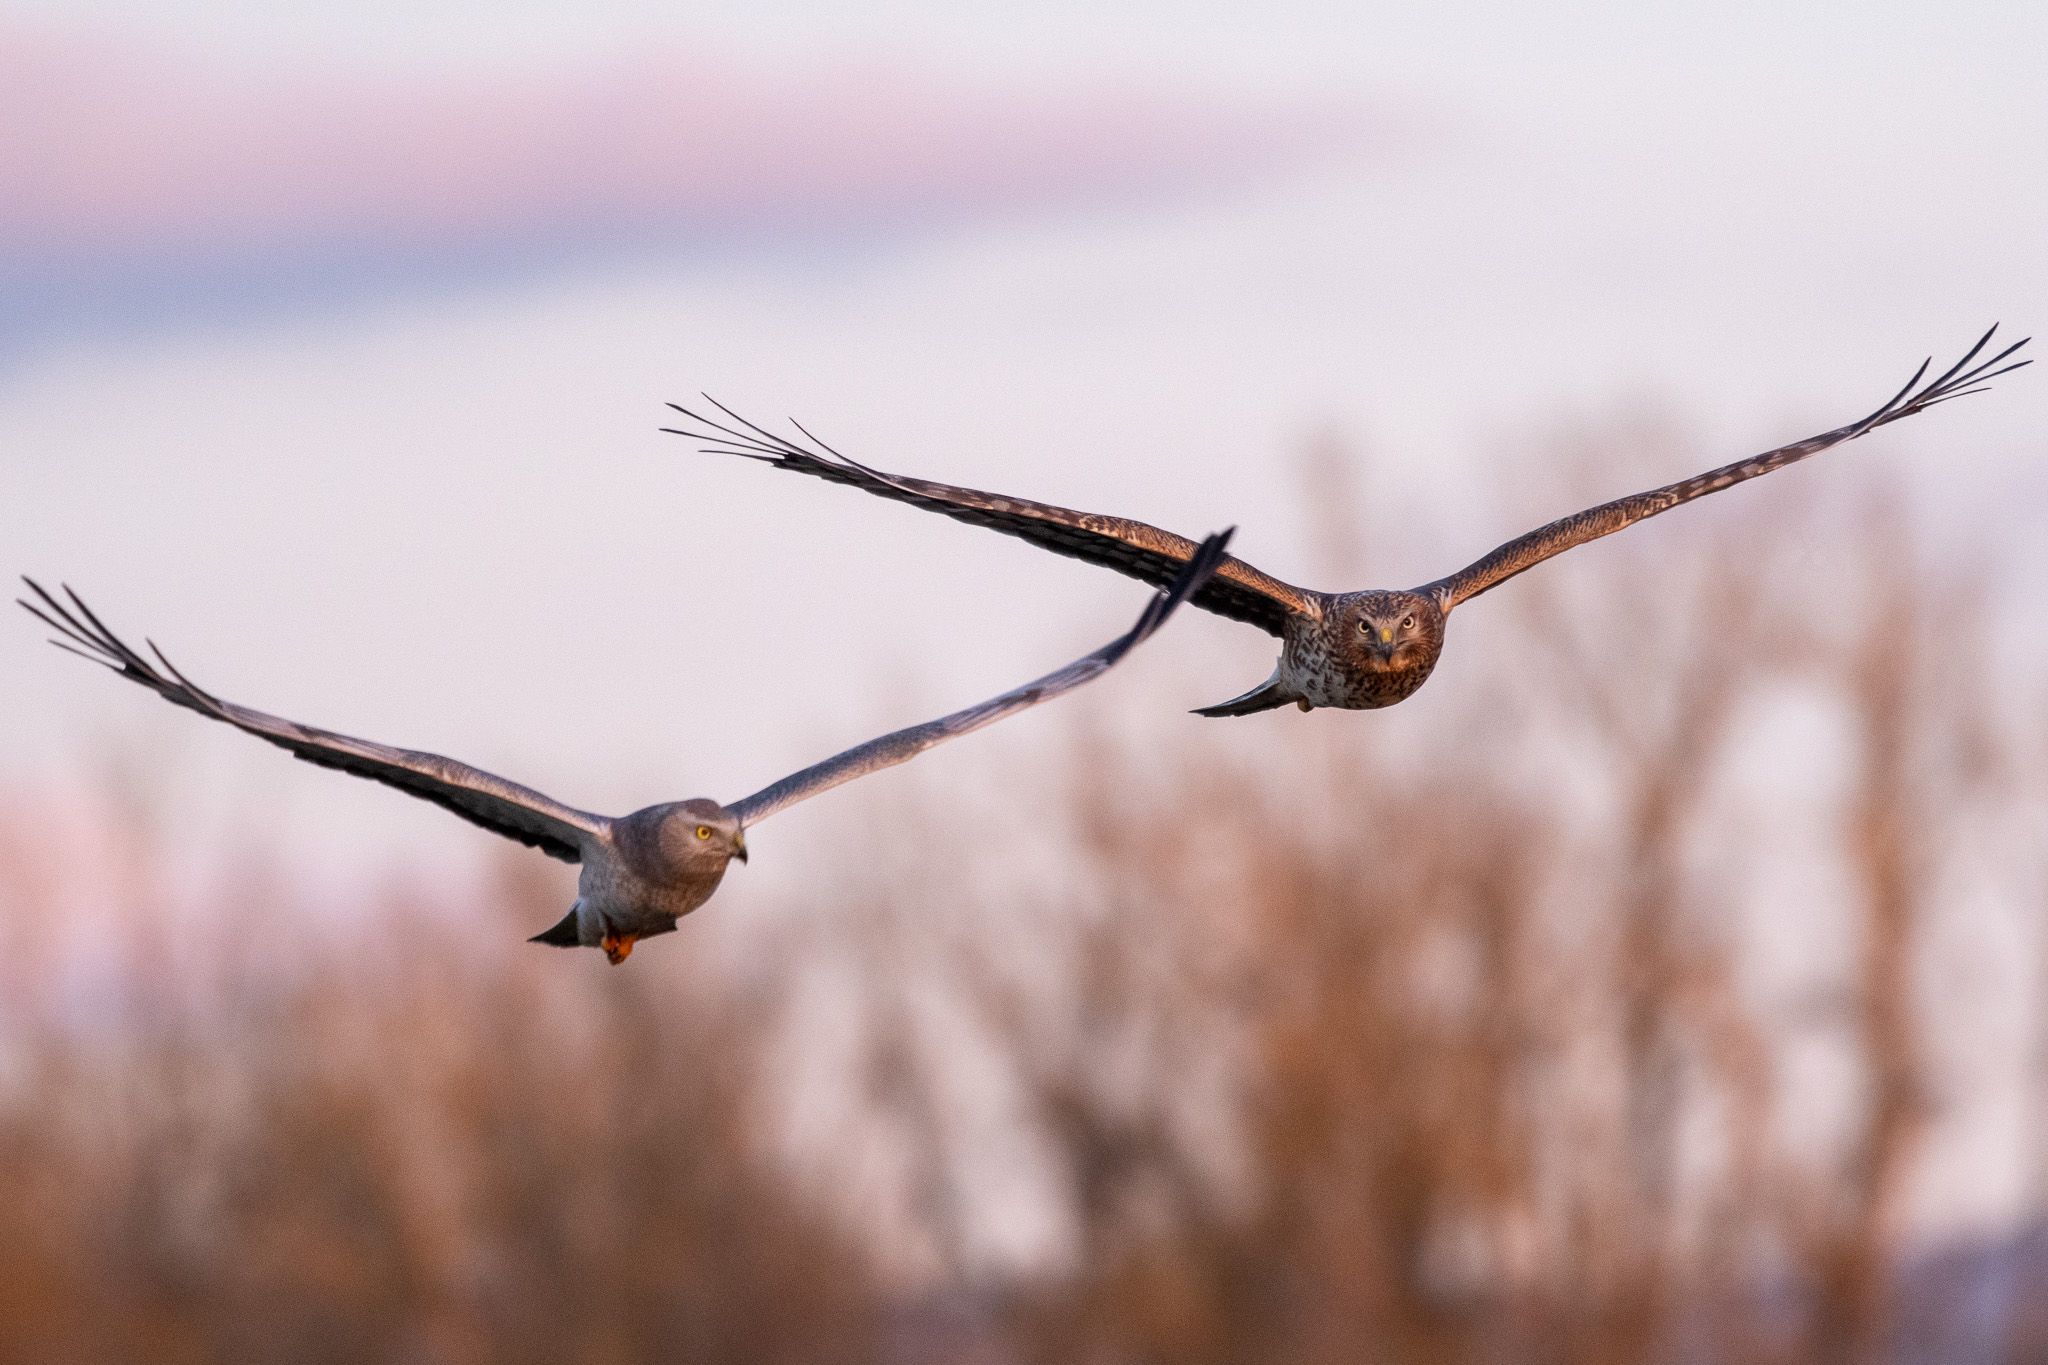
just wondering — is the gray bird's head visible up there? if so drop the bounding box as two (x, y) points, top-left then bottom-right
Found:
(1343, 590), (1445, 672)
(659, 798), (749, 866)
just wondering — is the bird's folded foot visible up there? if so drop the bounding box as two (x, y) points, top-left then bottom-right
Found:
(601, 932), (637, 965)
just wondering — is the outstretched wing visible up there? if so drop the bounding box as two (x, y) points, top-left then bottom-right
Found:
(1424, 326), (2031, 611)
(665, 403), (1313, 637)
(728, 529), (1232, 825)
(19, 582), (608, 863)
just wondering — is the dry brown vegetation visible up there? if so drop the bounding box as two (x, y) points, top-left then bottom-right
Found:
(1, 421), (2042, 1362)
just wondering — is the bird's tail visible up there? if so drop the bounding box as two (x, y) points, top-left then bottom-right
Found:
(1191, 670), (1297, 718)
(528, 902), (583, 948)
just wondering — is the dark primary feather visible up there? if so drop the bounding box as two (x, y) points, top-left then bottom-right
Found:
(727, 528), (1232, 825)
(665, 401), (1313, 637)
(19, 581), (607, 863)
(1424, 326), (2032, 610)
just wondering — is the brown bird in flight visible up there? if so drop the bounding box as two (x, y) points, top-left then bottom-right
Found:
(20, 532), (1228, 962)
(669, 326), (2029, 717)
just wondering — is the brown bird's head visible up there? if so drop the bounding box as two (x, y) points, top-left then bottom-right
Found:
(1342, 590), (1445, 674)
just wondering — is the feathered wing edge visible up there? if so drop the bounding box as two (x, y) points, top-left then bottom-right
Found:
(1424, 325), (2032, 611)
(18, 581), (607, 863)
(726, 528), (1234, 825)
(664, 400), (1313, 637)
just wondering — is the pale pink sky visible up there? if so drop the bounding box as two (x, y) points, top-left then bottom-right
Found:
(1, 34), (1360, 245)
(0, 23), (1369, 356)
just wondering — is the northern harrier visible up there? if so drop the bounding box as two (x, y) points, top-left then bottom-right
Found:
(669, 327), (2028, 717)
(20, 531), (1227, 962)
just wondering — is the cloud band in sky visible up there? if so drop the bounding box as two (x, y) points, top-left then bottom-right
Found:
(0, 27), (1376, 355)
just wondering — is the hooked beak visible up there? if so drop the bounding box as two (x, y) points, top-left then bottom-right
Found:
(732, 831), (748, 864)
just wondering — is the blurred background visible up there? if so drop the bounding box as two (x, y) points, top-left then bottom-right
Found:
(3, 2), (2045, 1360)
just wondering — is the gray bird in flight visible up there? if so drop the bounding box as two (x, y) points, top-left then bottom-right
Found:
(669, 326), (2028, 718)
(20, 531), (1228, 963)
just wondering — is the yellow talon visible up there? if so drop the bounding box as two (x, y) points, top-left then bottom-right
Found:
(601, 932), (637, 965)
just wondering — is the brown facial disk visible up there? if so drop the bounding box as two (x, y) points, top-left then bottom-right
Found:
(1345, 590), (1445, 674)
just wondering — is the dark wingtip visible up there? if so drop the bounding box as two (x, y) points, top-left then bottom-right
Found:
(1147, 526), (1235, 630)
(1182, 526), (1235, 591)
(1105, 527), (1235, 660)
(702, 395), (806, 454)
(1171, 528), (1231, 593)
(144, 638), (212, 701)
(45, 638), (118, 670)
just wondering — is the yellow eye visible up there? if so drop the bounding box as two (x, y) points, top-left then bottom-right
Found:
(1401, 614), (1415, 630)
(696, 825), (712, 840)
